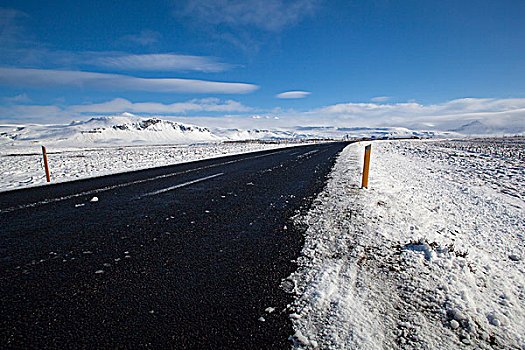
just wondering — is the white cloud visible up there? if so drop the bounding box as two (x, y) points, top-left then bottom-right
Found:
(0, 48), (234, 73)
(122, 29), (162, 46)
(0, 104), (65, 122)
(3, 93), (31, 103)
(318, 98), (525, 117)
(93, 53), (232, 72)
(181, 0), (321, 31)
(0, 67), (259, 94)
(69, 98), (252, 114)
(311, 98), (525, 131)
(250, 114), (278, 119)
(370, 96), (391, 102)
(276, 91), (311, 99)
(2, 97), (524, 135)
(0, 98), (254, 124)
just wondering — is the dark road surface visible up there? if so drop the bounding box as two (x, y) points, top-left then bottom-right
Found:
(0, 142), (349, 349)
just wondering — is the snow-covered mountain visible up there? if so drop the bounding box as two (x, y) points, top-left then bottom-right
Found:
(0, 113), (463, 150)
(291, 126), (457, 140)
(213, 128), (310, 140)
(0, 114), (218, 147)
(449, 120), (525, 136)
(213, 125), (458, 141)
(451, 120), (498, 135)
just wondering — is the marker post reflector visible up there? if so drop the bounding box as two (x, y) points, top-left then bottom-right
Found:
(42, 146), (51, 182)
(361, 144), (371, 188)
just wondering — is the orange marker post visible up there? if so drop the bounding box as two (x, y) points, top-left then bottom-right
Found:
(361, 144), (371, 188)
(42, 146), (51, 182)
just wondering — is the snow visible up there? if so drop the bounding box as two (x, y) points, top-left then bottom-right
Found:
(289, 138), (524, 349)
(213, 125), (447, 140)
(0, 115), (218, 148)
(0, 114), (468, 191)
(0, 142), (303, 191)
(2, 112), (523, 347)
(0, 114), (461, 150)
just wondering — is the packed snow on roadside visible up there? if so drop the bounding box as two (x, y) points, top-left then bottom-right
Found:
(0, 142), (304, 191)
(288, 138), (524, 349)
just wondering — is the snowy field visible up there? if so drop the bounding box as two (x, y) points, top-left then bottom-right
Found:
(289, 139), (524, 349)
(0, 142), (304, 191)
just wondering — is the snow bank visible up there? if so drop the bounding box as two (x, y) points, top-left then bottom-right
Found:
(289, 139), (524, 349)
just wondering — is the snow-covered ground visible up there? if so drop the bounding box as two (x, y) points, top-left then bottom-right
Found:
(0, 114), (470, 192)
(0, 142), (304, 191)
(288, 139), (524, 349)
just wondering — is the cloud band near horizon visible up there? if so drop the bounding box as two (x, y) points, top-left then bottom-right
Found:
(0, 97), (524, 134)
(70, 98), (252, 114)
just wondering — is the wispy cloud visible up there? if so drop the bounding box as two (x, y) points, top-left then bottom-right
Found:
(215, 30), (261, 54)
(0, 104), (64, 122)
(276, 91), (311, 99)
(70, 98), (252, 114)
(0, 47), (82, 68)
(1, 48), (234, 73)
(0, 7), (29, 45)
(181, 0), (321, 31)
(370, 96), (391, 102)
(2, 93), (31, 103)
(122, 29), (162, 46)
(93, 53), (232, 72)
(0, 67), (259, 94)
(0, 9), (233, 73)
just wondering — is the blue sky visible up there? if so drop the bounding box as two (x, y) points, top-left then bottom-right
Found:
(0, 0), (524, 131)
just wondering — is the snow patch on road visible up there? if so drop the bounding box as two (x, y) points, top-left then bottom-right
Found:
(289, 140), (525, 349)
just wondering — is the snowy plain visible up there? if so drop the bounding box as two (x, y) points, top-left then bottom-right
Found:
(0, 114), (439, 191)
(0, 142), (304, 191)
(288, 139), (524, 349)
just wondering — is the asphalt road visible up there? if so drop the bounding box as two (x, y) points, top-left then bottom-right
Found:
(0, 142), (349, 349)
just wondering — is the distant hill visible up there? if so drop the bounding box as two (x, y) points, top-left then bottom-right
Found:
(451, 120), (495, 135)
(290, 125), (455, 140)
(450, 120), (525, 136)
(0, 113), (461, 150)
(213, 128), (310, 140)
(0, 114), (218, 147)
